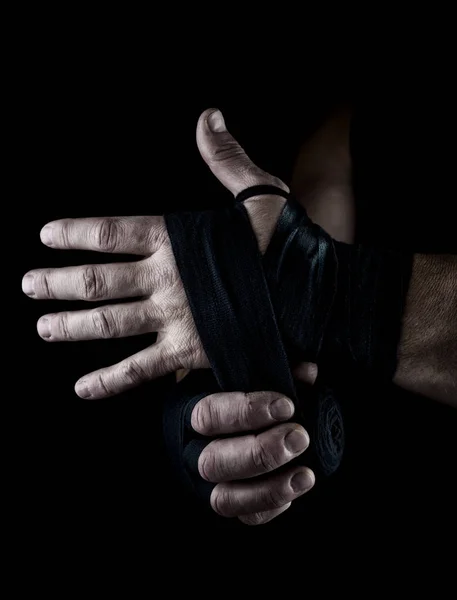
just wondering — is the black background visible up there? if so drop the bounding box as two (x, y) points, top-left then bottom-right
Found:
(13, 18), (456, 544)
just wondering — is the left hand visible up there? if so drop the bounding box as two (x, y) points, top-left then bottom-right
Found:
(21, 108), (290, 399)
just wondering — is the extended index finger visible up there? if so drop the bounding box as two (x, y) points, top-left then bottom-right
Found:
(40, 215), (167, 255)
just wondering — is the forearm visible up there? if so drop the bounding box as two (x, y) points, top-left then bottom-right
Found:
(395, 254), (457, 406)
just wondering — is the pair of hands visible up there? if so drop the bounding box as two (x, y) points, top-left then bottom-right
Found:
(22, 108), (316, 525)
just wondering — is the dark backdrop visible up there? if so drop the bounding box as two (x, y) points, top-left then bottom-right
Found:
(15, 27), (456, 543)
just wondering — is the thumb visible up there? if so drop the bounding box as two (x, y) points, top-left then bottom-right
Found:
(196, 108), (289, 197)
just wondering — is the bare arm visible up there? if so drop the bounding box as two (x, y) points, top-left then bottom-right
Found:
(291, 106), (355, 244)
(395, 254), (457, 406)
(292, 108), (456, 407)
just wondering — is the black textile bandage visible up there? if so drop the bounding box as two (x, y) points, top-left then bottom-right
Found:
(163, 184), (411, 509)
(163, 186), (347, 505)
(258, 192), (413, 380)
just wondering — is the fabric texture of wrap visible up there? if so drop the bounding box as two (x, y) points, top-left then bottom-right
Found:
(163, 184), (412, 510)
(163, 185), (346, 506)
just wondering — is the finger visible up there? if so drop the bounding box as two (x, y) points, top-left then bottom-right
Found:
(37, 300), (163, 342)
(199, 423), (309, 482)
(22, 260), (153, 301)
(211, 467), (315, 518)
(292, 362), (318, 385)
(238, 503), (292, 526)
(191, 390), (295, 436)
(196, 108), (290, 197)
(197, 109), (290, 254)
(74, 341), (177, 399)
(39, 216), (167, 255)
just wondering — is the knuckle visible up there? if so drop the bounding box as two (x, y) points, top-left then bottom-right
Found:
(91, 308), (117, 339)
(154, 260), (176, 289)
(251, 438), (279, 473)
(264, 484), (289, 510)
(95, 373), (111, 397)
(57, 313), (72, 340)
(146, 218), (168, 251)
(81, 267), (106, 301)
(166, 331), (200, 370)
(93, 219), (119, 252)
(241, 392), (268, 428)
(211, 139), (247, 165)
(269, 175), (289, 192)
(36, 271), (53, 299)
(121, 359), (148, 385)
(241, 393), (258, 428)
(58, 220), (72, 248)
(239, 512), (266, 526)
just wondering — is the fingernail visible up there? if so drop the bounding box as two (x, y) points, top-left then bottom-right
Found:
(207, 110), (226, 132)
(284, 428), (309, 453)
(269, 397), (294, 421)
(76, 381), (91, 399)
(40, 225), (53, 246)
(22, 275), (35, 296)
(290, 471), (312, 493)
(37, 317), (51, 339)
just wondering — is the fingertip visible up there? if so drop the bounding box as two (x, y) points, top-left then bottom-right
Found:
(269, 396), (295, 421)
(37, 315), (52, 339)
(40, 224), (53, 246)
(22, 273), (35, 297)
(190, 398), (205, 434)
(290, 467), (315, 494)
(305, 467), (316, 489)
(75, 380), (92, 400)
(196, 108), (225, 154)
(284, 426), (310, 454)
(198, 107), (223, 129)
(206, 109), (226, 133)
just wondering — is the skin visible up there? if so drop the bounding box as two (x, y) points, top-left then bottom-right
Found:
(22, 108), (457, 525)
(291, 107), (457, 406)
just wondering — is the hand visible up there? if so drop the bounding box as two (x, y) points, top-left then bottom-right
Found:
(192, 364), (317, 525)
(22, 108), (290, 399)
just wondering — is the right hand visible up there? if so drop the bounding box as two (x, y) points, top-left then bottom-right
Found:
(192, 363), (317, 525)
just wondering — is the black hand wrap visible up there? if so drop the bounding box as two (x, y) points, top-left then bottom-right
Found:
(163, 185), (412, 508)
(260, 192), (413, 380)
